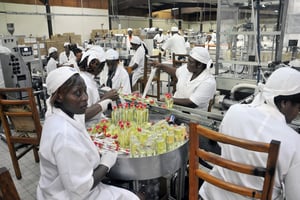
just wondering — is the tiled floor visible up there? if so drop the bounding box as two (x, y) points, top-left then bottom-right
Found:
(0, 138), (40, 199)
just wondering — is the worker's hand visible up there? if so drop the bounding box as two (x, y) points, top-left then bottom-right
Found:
(99, 151), (118, 171)
(98, 99), (112, 112)
(102, 89), (119, 101)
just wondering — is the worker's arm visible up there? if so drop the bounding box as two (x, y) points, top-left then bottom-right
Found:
(173, 98), (198, 108)
(154, 62), (177, 78)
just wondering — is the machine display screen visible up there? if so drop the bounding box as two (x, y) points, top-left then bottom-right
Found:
(17, 74), (26, 81)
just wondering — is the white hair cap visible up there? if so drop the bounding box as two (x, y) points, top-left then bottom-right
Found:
(48, 47), (57, 55)
(87, 54), (98, 66)
(159, 28), (163, 31)
(190, 47), (212, 69)
(130, 36), (141, 45)
(80, 47), (105, 64)
(46, 67), (78, 95)
(171, 26), (178, 32)
(127, 28), (133, 31)
(63, 42), (70, 47)
(251, 67), (300, 108)
(88, 46), (106, 62)
(105, 49), (119, 60)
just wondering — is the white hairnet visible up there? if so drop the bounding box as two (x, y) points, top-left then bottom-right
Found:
(189, 47), (212, 69)
(88, 46), (106, 62)
(80, 46), (105, 64)
(159, 28), (163, 31)
(46, 67), (78, 95)
(63, 42), (70, 47)
(105, 49), (119, 60)
(48, 47), (57, 56)
(87, 53), (98, 66)
(171, 26), (178, 32)
(127, 28), (133, 31)
(251, 67), (300, 107)
(130, 36), (141, 45)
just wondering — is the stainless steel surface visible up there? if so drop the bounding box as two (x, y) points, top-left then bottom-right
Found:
(0, 53), (32, 92)
(108, 140), (188, 180)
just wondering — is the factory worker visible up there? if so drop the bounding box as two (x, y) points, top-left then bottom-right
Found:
(154, 47), (216, 111)
(66, 47), (83, 72)
(204, 34), (216, 49)
(45, 47), (59, 75)
(38, 67), (139, 200)
(200, 67), (300, 200)
(79, 51), (119, 127)
(124, 28), (134, 55)
(101, 49), (131, 94)
(59, 42), (76, 66)
(161, 26), (186, 57)
(128, 36), (146, 89)
(153, 28), (165, 48)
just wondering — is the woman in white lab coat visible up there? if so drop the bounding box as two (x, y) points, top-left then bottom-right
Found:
(101, 49), (131, 94)
(37, 67), (139, 200)
(79, 51), (119, 127)
(128, 36), (146, 89)
(200, 67), (300, 200)
(155, 47), (216, 111)
(45, 47), (59, 75)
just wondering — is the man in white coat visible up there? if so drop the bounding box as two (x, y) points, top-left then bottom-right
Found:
(59, 42), (76, 66)
(38, 67), (139, 200)
(128, 36), (146, 89)
(161, 26), (186, 57)
(101, 49), (131, 94)
(200, 67), (300, 200)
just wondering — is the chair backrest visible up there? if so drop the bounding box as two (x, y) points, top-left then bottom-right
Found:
(0, 87), (42, 144)
(189, 122), (280, 200)
(0, 167), (20, 200)
(140, 53), (162, 100)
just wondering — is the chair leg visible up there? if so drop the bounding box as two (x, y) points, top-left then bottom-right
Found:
(7, 142), (22, 179)
(33, 145), (39, 163)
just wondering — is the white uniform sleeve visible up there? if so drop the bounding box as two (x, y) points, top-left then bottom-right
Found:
(54, 134), (95, 200)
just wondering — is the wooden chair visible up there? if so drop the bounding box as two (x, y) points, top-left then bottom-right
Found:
(171, 53), (189, 94)
(136, 53), (162, 100)
(189, 122), (280, 200)
(0, 87), (42, 179)
(0, 167), (20, 200)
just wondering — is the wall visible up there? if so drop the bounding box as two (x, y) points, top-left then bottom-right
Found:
(0, 3), (109, 41)
(0, 2), (217, 43)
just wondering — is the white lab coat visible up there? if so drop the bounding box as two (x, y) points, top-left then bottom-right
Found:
(153, 33), (165, 44)
(46, 57), (58, 75)
(80, 71), (104, 127)
(37, 107), (139, 200)
(101, 63), (131, 95)
(129, 45), (145, 86)
(174, 64), (216, 111)
(59, 51), (76, 65)
(162, 33), (187, 55)
(199, 103), (300, 200)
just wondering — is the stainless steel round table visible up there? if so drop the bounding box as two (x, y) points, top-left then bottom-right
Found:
(108, 140), (189, 199)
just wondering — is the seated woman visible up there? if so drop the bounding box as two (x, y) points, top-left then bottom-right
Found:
(155, 47), (216, 111)
(78, 51), (119, 127)
(100, 49), (131, 95)
(37, 67), (139, 200)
